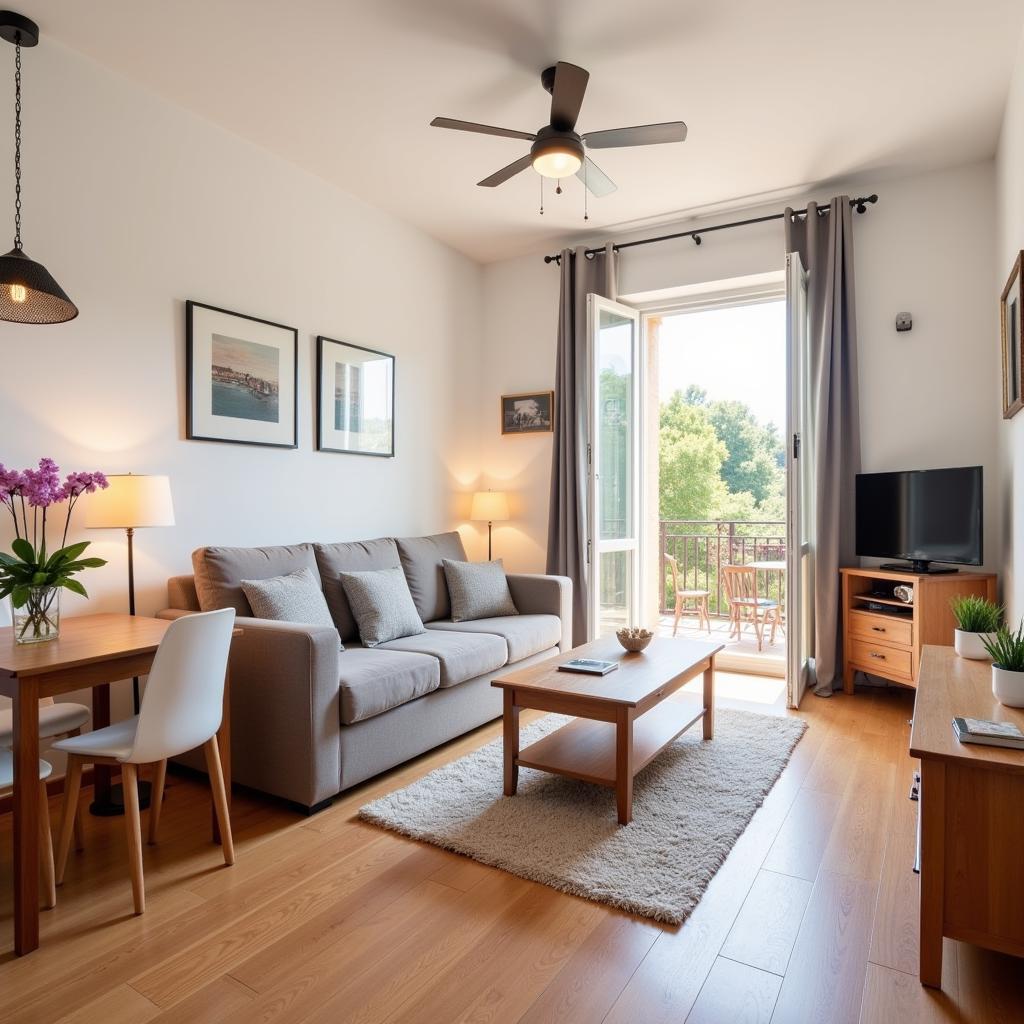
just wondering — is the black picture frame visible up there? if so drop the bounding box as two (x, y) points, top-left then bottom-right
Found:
(186, 300), (299, 449)
(316, 335), (396, 457)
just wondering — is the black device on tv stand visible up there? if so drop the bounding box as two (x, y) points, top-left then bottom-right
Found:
(879, 560), (959, 575)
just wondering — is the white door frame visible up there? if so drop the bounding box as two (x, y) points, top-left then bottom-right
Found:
(587, 294), (643, 638)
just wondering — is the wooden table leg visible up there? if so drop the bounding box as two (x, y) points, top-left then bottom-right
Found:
(91, 683), (112, 806)
(503, 689), (520, 796)
(703, 657), (715, 740)
(919, 759), (946, 988)
(13, 679), (40, 955)
(213, 662), (232, 845)
(616, 707), (634, 825)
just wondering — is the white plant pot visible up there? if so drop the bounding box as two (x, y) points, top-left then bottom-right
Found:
(954, 629), (996, 660)
(992, 665), (1024, 708)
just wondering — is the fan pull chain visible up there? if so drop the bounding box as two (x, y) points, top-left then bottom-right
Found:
(584, 160), (589, 221)
(555, 179), (562, 195)
(539, 176), (544, 216)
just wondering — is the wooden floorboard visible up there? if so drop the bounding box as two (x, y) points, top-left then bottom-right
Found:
(1, 685), (1022, 1023)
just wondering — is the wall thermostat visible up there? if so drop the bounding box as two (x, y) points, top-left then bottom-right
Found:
(895, 312), (913, 332)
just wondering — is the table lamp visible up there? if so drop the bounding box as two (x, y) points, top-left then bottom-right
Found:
(85, 474), (174, 814)
(471, 490), (509, 560)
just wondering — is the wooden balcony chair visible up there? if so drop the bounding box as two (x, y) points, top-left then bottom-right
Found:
(665, 554), (711, 636)
(721, 564), (782, 652)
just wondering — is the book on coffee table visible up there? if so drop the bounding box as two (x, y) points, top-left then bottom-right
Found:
(557, 658), (619, 676)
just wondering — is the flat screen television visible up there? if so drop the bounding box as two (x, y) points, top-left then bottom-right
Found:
(855, 466), (983, 573)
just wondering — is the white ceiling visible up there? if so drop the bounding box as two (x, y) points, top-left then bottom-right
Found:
(21, 0), (1024, 262)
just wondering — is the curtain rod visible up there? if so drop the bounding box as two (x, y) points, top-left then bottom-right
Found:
(542, 194), (878, 265)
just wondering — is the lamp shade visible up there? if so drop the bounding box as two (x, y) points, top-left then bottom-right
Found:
(84, 474), (175, 529)
(470, 490), (509, 523)
(0, 247), (78, 324)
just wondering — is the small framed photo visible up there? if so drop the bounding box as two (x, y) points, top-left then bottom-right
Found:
(317, 336), (395, 457)
(1002, 251), (1024, 420)
(186, 301), (298, 448)
(501, 391), (554, 435)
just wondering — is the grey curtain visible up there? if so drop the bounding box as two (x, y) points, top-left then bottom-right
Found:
(784, 198), (861, 696)
(547, 244), (617, 646)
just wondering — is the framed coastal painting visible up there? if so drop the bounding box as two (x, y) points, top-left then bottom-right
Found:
(316, 336), (395, 457)
(501, 390), (554, 435)
(186, 301), (298, 448)
(1002, 251), (1024, 420)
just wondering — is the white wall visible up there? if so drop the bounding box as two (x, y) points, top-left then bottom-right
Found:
(0, 42), (482, 728)
(997, 28), (1024, 620)
(480, 162), (1001, 579)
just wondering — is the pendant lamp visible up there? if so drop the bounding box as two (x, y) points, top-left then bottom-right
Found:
(0, 11), (77, 324)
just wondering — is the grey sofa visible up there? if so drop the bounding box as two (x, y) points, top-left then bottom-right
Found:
(160, 531), (571, 812)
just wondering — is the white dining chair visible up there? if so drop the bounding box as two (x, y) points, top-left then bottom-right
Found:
(53, 607), (236, 915)
(1, 750), (57, 910)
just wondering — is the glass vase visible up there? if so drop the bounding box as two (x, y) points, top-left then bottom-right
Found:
(13, 585), (61, 644)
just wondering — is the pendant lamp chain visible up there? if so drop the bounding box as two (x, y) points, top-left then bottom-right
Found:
(13, 40), (21, 250)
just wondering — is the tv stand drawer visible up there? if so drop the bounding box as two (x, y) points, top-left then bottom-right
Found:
(850, 610), (913, 647)
(849, 638), (913, 678)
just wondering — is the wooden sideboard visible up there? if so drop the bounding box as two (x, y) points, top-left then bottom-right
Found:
(840, 567), (997, 693)
(910, 645), (1024, 987)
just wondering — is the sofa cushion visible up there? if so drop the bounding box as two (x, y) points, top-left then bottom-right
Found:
(240, 568), (339, 636)
(339, 567), (426, 647)
(379, 628), (507, 687)
(314, 538), (401, 641)
(443, 558), (518, 622)
(428, 614), (562, 663)
(395, 532), (467, 623)
(337, 647), (440, 725)
(193, 543), (319, 614)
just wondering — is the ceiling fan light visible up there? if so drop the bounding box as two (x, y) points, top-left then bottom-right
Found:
(531, 136), (584, 179)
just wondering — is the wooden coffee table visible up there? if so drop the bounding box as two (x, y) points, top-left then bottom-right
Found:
(491, 636), (723, 825)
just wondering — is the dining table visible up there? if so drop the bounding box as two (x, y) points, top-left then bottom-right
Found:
(0, 613), (233, 955)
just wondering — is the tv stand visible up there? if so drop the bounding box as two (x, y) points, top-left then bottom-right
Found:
(879, 561), (959, 575)
(840, 567), (997, 692)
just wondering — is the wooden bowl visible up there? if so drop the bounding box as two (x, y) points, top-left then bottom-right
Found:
(616, 628), (653, 653)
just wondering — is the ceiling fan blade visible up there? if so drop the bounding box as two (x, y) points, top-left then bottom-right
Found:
(549, 62), (589, 131)
(477, 153), (534, 187)
(583, 122), (688, 149)
(430, 117), (536, 142)
(576, 157), (617, 197)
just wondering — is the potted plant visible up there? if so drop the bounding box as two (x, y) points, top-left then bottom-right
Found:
(983, 623), (1024, 707)
(0, 459), (109, 644)
(950, 594), (1002, 660)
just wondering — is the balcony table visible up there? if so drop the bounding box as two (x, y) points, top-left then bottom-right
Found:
(0, 613), (233, 955)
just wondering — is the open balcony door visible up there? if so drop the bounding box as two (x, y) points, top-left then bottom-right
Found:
(587, 295), (642, 638)
(786, 252), (814, 706)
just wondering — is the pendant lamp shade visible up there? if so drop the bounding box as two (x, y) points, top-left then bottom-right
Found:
(0, 247), (78, 323)
(0, 11), (77, 325)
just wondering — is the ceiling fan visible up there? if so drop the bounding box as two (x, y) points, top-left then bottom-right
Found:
(430, 61), (687, 198)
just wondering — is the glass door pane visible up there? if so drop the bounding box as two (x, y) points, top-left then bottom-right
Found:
(588, 295), (641, 638)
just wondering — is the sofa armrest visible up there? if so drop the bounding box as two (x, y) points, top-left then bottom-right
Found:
(506, 574), (573, 652)
(219, 616), (341, 809)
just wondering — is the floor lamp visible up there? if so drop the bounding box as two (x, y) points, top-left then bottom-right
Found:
(85, 473), (175, 814)
(471, 490), (509, 560)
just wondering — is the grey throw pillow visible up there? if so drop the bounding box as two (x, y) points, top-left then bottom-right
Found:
(339, 567), (426, 647)
(442, 559), (518, 622)
(240, 567), (342, 647)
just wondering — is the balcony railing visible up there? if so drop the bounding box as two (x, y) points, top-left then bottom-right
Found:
(659, 519), (787, 616)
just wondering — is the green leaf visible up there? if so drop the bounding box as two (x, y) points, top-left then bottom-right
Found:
(47, 541), (90, 568)
(0, 551), (18, 566)
(30, 571), (49, 586)
(61, 578), (88, 598)
(11, 585), (30, 608)
(10, 537), (36, 564)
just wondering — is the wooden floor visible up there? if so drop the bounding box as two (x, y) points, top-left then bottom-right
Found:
(1, 682), (1023, 1023)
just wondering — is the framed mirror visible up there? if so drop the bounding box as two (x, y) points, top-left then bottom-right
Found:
(1001, 251), (1023, 419)
(316, 336), (395, 457)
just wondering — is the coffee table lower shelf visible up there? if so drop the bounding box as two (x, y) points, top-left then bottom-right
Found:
(517, 701), (705, 788)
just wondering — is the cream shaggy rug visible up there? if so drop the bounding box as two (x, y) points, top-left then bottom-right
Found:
(359, 707), (807, 924)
